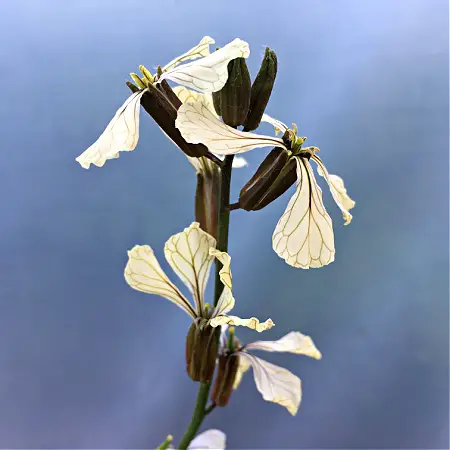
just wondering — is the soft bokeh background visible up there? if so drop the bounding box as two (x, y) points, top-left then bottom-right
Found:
(0, 0), (448, 448)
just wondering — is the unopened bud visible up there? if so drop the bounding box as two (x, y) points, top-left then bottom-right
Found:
(212, 90), (222, 116)
(195, 161), (221, 239)
(219, 58), (251, 127)
(139, 83), (209, 157)
(139, 65), (154, 84)
(130, 73), (146, 89)
(243, 47), (278, 131)
(211, 353), (240, 406)
(186, 321), (219, 382)
(239, 147), (289, 211)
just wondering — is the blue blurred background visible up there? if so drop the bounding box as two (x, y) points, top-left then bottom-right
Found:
(0, 0), (448, 448)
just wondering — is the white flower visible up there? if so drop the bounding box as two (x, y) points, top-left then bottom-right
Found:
(187, 429), (226, 450)
(172, 86), (247, 172)
(230, 331), (322, 415)
(124, 222), (273, 332)
(76, 37), (250, 169)
(175, 97), (355, 269)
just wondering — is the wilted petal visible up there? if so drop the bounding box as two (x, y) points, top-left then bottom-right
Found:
(240, 353), (302, 415)
(163, 36), (215, 72)
(246, 331), (322, 359)
(124, 245), (196, 319)
(164, 222), (216, 315)
(172, 86), (217, 115)
(272, 156), (335, 269)
(209, 249), (234, 317)
(233, 353), (251, 389)
(158, 38), (250, 93)
(209, 315), (274, 332)
(176, 97), (286, 155)
(188, 429), (226, 450)
(76, 91), (145, 169)
(313, 155), (355, 225)
(261, 113), (289, 135)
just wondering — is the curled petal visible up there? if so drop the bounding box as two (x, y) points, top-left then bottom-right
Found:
(261, 113), (289, 135)
(209, 248), (235, 317)
(164, 223), (216, 315)
(188, 429), (226, 450)
(124, 245), (196, 319)
(176, 97), (286, 155)
(76, 91), (145, 169)
(209, 315), (274, 333)
(272, 156), (335, 269)
(313, 155), (355, 225)
(158, 38), (250, 93)
(246, 331), (322, 359)
(172, 86), (217, 115)
(240, 353), (302, 415)
(233, 353), (251, 389)
(163, 36), (215, 72)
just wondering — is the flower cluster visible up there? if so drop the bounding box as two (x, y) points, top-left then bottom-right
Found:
(77, 36), (355, 448)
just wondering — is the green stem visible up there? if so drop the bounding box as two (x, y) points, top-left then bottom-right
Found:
(177, 155), (234, 449)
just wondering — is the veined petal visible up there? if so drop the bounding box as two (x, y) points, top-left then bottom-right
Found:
(176, 97), (287, 155)
(172, 86), (217, 115)
(163, 36), (215, 72)
(164, 222), (216, 315)
(76, 91), (145, 169)
(124, 245), (196, 319)
(261, 113), (289, 135)
(233, 353), (251, 389)
(272, 156), (335, 269)
(188, 429), (226, 450)
(209, 248), (235, 317)
(240, 353), (301, 415)
(246, 331), (322, 359)
(209, 315), (274, 332)
(313, 155), (355, 225)
(158, 38), (250, 93)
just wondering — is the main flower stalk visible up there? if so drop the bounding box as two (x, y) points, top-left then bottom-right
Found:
(178, 155), (235, 449)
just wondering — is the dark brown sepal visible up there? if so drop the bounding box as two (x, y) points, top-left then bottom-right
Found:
(186, 322), (219, 382)
(239, 147), (289, 211)
(211, 353), (240, 407)
(157, 79), (182, 109)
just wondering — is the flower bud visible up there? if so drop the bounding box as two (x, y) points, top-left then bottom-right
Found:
(243, 47), (278, 131)
(219, 58), (251, 127)
(211, 353), (240, 406)
(239, 147), (290, 211)
(131, 82), (209, 158)
(194, 159), (221, 239)
(212, 90), (222, 116)
(186, 321), (219, 382)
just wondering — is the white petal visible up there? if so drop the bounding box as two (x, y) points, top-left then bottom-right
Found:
(158, 38), (250, 93)
(164, 223), (216, 315)
(163, 36), (215, 72)
(272, 156), (335, 269)
(172, 86), (217, 115)
(261, 113), (289, 135)
(313, 155), (355, 225)
(76, 91), (145, 169)
(188, 429), (226, 450)
(233, 353), (251, 389)
(209, 315), (274, 332)
(240, 353), (302, 415)
(124, 245), (196, 319)
(232, 156), (248, 168)
(246, 331), (322, 359)
(209, 248), (234, 317)
(176, 97), (287, 155)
